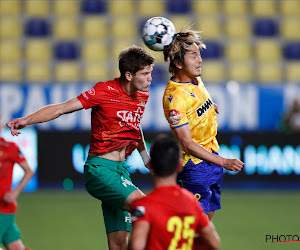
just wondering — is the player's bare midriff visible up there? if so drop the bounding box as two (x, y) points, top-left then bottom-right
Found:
(89, 146), (127, 162)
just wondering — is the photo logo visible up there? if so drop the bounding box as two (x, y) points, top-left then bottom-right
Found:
(266, 234), (300, 243)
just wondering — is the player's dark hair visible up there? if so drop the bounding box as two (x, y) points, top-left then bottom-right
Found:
(119, 45), (155, 80)
(150, 136), (182, 177)
(164, 28), (206, 75)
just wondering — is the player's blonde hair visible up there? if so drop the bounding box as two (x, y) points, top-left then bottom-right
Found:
(164, 28), (206, 75)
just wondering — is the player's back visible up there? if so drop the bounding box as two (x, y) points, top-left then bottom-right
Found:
(131, 184), (208, 250)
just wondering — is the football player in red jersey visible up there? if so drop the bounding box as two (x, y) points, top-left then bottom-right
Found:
(129, 136), (220, 250)
(0, 115), (34, 250)
(7, 45), (155, 250)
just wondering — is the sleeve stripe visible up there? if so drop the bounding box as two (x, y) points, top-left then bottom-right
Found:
(173, 122), (189, 129)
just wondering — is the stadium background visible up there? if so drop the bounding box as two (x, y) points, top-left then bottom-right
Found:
(0, 0), (300, 249)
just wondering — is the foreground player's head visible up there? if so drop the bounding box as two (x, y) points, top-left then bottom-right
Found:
(150, 136), (182, 177)
(119, 45), (155, 81)
(164, 28), (206, 75)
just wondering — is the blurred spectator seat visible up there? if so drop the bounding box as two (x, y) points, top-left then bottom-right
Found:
(167, 0), (191, 14)
(283, 42), (300, 60)
(25, 18), (50, 37)
(25, 63), (51, 83)
(82, 16), (107, 39)
(168, 15), (193, 31)
(137, 0), (165, 17)
(109, 0), (134, 16)
(196, 17), (222, 40)
(151, 64), (167, 82)
(112, 39), (135, 60)
(255, 39), (281, 62)
(54, 42), (79, 61)
(0, 0), (20, 16)
(0, 63), (21, 82)
(228, 62), (253, 83)
(225, 40), (252, 61)
(24, 0), (50, 17)
(83, 62), (108, 82)
(253, 19), (278, 37)
(111, 17), (137, 38)
(286, 62), (300, 82)
(257, 62), (282, 83)
(54, 0), (79, 16)
(201, 41), (222, 59)
(0, 18), (22, 39)
(201, 61), (225, 83)
(0, 41), (21, 62)
(280, 0), (300, 16)
(53, 18), (78, 40)
(193, 0), (218, 15)
(225, 17), (251, 39)
(281, 17), (300, 40)
(81, 0), (107, 14)
(251, 0), (276, 17)
(25, 39), (51, 62)
(54, 62), (80, 82)
(82, 41), (107, 62)
(223, 0), (248, 16)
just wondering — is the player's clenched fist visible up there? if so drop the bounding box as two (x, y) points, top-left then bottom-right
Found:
(223, 158), (245, 172)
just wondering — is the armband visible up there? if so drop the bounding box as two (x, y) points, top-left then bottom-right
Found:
(140, 150), (151, 165)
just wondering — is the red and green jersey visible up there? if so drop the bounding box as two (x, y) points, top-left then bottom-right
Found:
(77, 78), (149, 156)
(131, 185), (209, 250)
(163, 76), (219, 165)
(0, 137), (26, 214)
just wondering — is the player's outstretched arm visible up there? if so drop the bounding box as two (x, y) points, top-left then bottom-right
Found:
(194, 221), (220, 250)
(3, 161), (34, 204)
(174, 125), (244, 172)
(128, 221), (150, 250)
(6, 97), (84, 136)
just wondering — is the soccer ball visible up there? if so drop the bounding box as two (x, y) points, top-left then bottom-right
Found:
(142, 17), (176, 51)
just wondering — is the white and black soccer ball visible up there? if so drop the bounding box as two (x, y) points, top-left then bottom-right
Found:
(142, 17), (176, 51)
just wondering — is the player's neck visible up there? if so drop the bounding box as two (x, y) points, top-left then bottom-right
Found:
(172, 72), (196, 83)
(153, 175), (177, 188)
(120, 78), (137, 96)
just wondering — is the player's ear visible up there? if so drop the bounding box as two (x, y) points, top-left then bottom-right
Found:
(174, 59), (183, 70)
(177, 160), (184, 172)
(125, 71), (133, 81)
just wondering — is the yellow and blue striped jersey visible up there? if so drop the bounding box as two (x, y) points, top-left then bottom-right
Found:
(163, 76), (219, 165)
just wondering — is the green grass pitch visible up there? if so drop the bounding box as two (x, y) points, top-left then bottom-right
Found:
(2, 190), (300, 250)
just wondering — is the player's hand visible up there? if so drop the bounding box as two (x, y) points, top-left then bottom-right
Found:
(145, 162), (154, 175)
(6, 118), (28, 136)
(214, 103), (219, 114)
(3, 190), (18, 204)
(223, 158), (244, 172)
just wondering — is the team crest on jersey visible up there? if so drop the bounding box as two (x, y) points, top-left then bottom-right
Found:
(196, 98), (213, 117)
(131, 206), (145, 222)
(169, 110), (181, 125)
(87, 87), (95, 95)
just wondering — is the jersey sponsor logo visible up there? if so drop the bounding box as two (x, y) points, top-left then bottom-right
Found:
(121, 176), (135, 187)
(196, 98), (213, 118)
(168, 95), (174, 103)
(82, 92), (89, 100)
(87, 87), (95, 95)
(169, 110), (181, 126)
(117, 107), (144, 130)
(131, 206), (145, 222)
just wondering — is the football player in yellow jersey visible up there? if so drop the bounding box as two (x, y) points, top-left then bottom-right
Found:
(163, 29), (244, 220)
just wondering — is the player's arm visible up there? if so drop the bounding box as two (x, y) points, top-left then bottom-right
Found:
(3, 160), (34, 203)
(128, 221), (150, 250)
(137, 125), (151, 170)
(194, 221), (220, 250)
(6, 97), (84, 136)
(173, 125), (244, 172)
